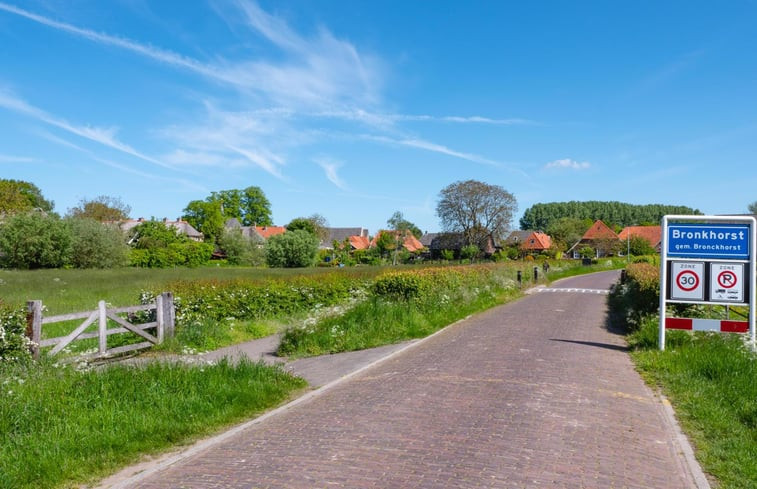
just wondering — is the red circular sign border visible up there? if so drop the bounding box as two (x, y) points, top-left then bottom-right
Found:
(717, 270), (738, 289)
(676, 270), (700, 292)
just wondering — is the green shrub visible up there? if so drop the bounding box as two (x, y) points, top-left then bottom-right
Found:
(265, 230), (319, 268)
(143, 273), (365, 327)
(608, 262), (661, 330)
(67, 218), (129, 269)
(372, 272), (427, 301)
(0, 212), (72, 269)
(218, 228), (264, 266)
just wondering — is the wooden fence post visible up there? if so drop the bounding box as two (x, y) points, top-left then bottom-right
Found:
(155, 294), (165, 344)
(25, 300), (42, 360)
(98, 300), (107, 356)
(161, 292), (175, 340)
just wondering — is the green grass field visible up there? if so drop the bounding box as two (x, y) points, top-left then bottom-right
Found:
(0, 265), (384, 314)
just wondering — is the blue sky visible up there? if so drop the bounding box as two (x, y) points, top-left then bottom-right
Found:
(1, 1), (756, 234)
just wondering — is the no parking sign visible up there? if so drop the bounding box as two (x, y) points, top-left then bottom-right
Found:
(710, 262), (745, 303)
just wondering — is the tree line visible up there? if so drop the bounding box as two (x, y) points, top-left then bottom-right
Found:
(519, 201), (702, 231)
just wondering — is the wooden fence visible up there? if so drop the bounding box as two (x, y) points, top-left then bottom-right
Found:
(25, 292), (175, 360)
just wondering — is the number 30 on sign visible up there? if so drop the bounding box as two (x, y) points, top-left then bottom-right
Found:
(670, 261), (705, 301)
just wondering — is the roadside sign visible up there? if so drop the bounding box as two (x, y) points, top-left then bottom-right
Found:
(659, 215), (757, 351)
(669, 261), (704, 301)
(667, 223), (750, 260)
(709, 262), (746, 303)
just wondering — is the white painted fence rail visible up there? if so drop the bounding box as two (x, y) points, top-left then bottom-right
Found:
(25, 292), (175, 360)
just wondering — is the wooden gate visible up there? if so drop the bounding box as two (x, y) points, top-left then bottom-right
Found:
(25, 292), (175, 360)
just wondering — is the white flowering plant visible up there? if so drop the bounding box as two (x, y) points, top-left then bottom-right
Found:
(0, 303), (31, 365)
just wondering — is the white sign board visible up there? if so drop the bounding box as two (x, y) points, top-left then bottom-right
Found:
(670, 261), (705, 301)
(709, 262), (745, 303)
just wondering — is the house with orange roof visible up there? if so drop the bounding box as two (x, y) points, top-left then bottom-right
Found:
(320, 227), (370, 249)
(348, 235), (371, 250)
(254, 225), (287, 239)
(567, 220), (621, 258)
(520, 231), (552, 255)
(370, 230), (426, 253)
(618, 225), (662, 253)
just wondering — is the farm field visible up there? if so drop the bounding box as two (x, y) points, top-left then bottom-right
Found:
(0, 265), (385, 314)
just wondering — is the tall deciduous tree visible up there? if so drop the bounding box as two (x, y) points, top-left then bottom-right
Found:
(748, 201), (757, 215)
(387, 211), (422, 239)
(209, 187), (273, 226)
(436, 180), (517, 244)
(66, 195), (131, 222)
(286, 214), (329, 242)
(182, 186), (273, 242)
(0, 179), (54, 215)
(182, 199), (225, 243)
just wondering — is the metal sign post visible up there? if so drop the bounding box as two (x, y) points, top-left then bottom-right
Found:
(659, 215), (756, 351)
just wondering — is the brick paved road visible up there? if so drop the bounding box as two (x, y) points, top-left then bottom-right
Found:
(124, 270), (701, 488)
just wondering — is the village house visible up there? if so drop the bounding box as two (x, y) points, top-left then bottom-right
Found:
(519, 231), (552, 255)
(370, 230), (425, 253)
(618, 225), (662, 253)
(567, 220), (621, 258)
(224, 218), (287, 241)
(320, 227), (370, 250)
(113, 218), (204, 242)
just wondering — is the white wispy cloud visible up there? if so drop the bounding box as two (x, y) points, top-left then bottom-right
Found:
(314, 157), (348, 190)
(0, 1), (527, 187)
(364, 134), (501, 167)
(544, 158), (591, 170)
(0, 153), (34, 163)
(0, 1), (380, 112)
(313, 109), (534, 127)
(157, 102), (289, 179)
(0, 89), (173, 170)
(0, 2), (226, 83)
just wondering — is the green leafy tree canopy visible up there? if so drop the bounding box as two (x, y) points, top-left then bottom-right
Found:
(286, 214), (329, 242)
(520, 201), (701, 231)
(66, 195), (131, 222)
(183, 186), (273, 243)
(0, 179), (54, 216)
(0, 213), (71, 269)
(264, 229), (319, 268)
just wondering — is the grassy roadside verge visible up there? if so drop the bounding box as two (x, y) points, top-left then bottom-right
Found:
(610, 263), (757, 488)
(0, 358), (306, 489)
(277, 258), (624, 358)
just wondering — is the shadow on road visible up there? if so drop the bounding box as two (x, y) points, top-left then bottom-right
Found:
(549, 338), (629, 352)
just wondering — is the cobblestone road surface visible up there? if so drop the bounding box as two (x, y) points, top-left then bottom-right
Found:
(114, 270), (703, 488)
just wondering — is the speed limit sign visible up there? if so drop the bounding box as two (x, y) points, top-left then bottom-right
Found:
(670, 261), (705, 301)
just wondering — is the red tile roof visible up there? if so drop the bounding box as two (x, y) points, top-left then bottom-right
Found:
(582, 220), (619, 240)
(370, 230), (426, 252)
(348, 235), (370, 250)
(255, 226), (287, 239)
(520, 231), (552, 251)
(403, 234), (425, 252)
(618, 226), (662, 248)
